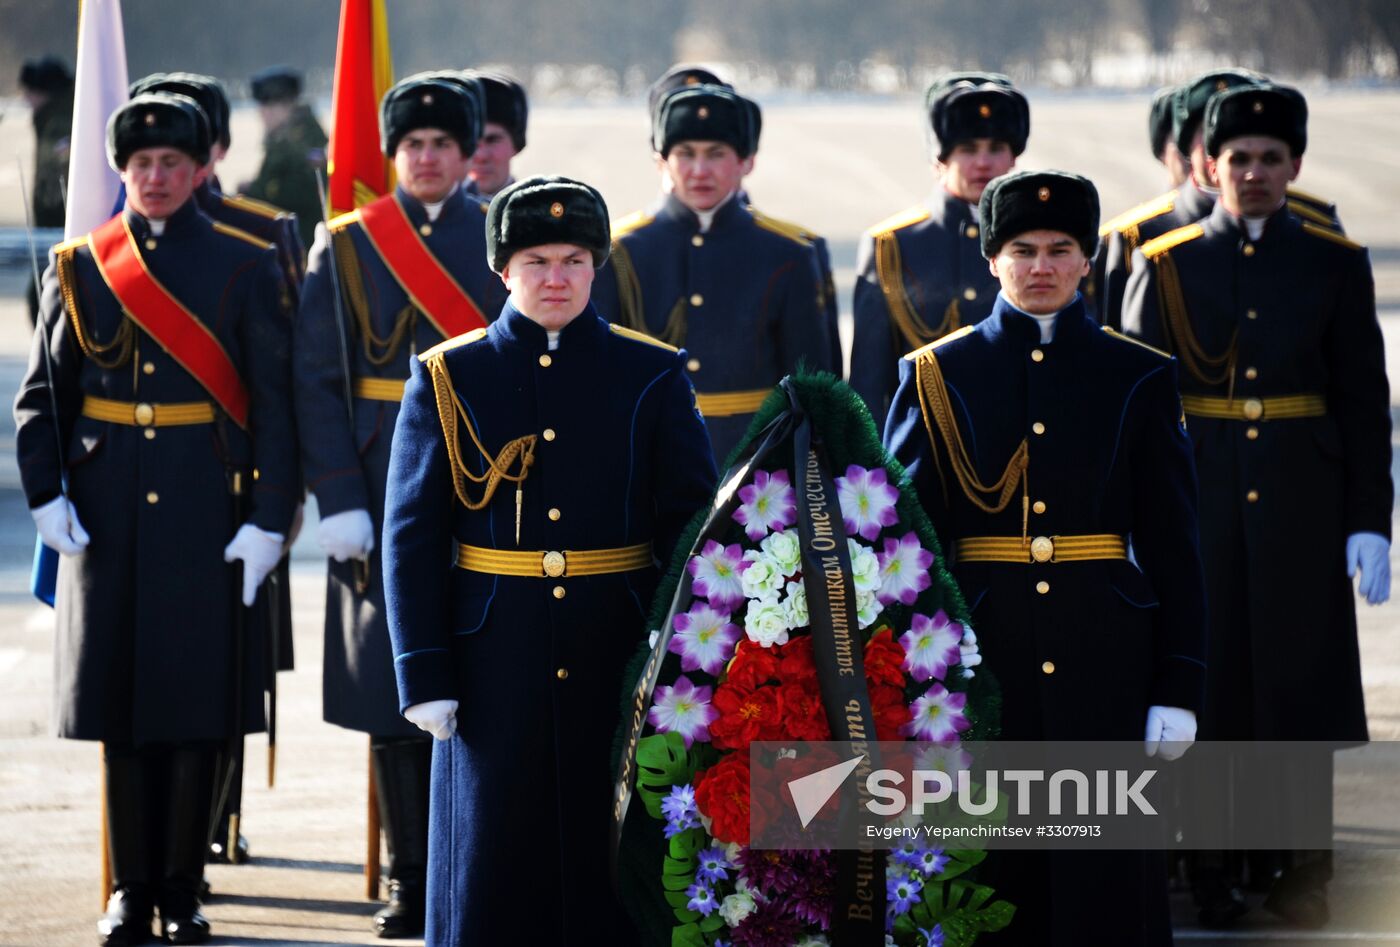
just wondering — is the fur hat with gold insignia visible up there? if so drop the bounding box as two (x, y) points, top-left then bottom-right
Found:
(404, 70), (485, 153)
(648, 64), (726, 115)
(130, 72), (231, 151)
(379, 76), (477, 158)
(485, 175), (611, 273)
(106, 91), (212, 171)
(1171, 68), (1264, 156)
(463, 70), (529, 151)
(978, 170), (1100, 259)
(652, 84), (756, 158)
(1205, 82), (1308, 158)
(926, 72), (1029, 160)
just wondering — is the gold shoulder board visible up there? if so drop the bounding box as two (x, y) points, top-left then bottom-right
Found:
(53, 235), (88, 256)
(611, 211), (655, 239)
(1301, 222), (1361, 252)
(212, 221), (273, 250)
(608, 324), (679, 352)
(419, 327), (489, 361)
(1099, 190), (1177, 237)
(868, 205), (932, 237)
(1286, 185), (1333, 208)
(749, 207), (815, 246)
(1101, 326), (1172, 360)
(327, 209), (362, 233)
(1140, 223), (1205, 260)
(904, 324), (975, 361)
(222, 193), (288, 219)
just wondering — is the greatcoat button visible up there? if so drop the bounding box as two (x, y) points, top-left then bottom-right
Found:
(542, 428), (556, 442)
(690, 293), (704, 307)
(556, 667), (569, 680)
(1245, 426), (1259, 440)
(1244, 367), (1258, 381)
(419, 224), (432, 237)
(1246, 489), (1260, 503)
(1036, 581), (1050, 595)
(1032, 500), (1046, 514)
(691, 235), (704, 247)
(538, 354), (552, 368)
(142, 362), (155, 375)
(1243, 244), (1256, 257)
(1031, 349), (1044, 362)
(965, 225), (979, 239)
(963, 287), (977, 301)
(146, 491), (159, 504)
(553, 586), (566, 599)
(1032, 422), (1046, 435)
(548, 508), (561, 521)
(1041, 661), (1055, 674)
(687, 358), (701, 372)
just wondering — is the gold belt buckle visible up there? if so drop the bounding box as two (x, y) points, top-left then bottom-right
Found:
(1030, 536), (1055, 563)
(1242, 398), (1264, 421)
(133, 402), (155, 427)
(542, 550), (566, 577)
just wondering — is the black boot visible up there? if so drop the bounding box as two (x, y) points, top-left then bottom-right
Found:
(98, 746), (156, 946)
(370, 737), (431, 939)
(159, 744), (221, 945)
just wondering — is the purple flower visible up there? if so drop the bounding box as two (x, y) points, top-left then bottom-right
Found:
(900, 610), (964, 683)
(731, 899), (804, 947)
(733, 469), (797, 541)
(891, 836), (924, 870)
(887, 869), (924, 916)
(901, 684), (971, 743)
(876, 532), (934, 605)
(920, 923), (945, 947)
(695, 845), (734, 884)
(738, 847), (802, 897)
(687, 540), (748, 609)
(836, 465), (900, 541)
(661, 784), (701, 838)
(686, 882), (718, 916)
(787, 852), (836, 929)
(648, 676), (719, 747)
(670, 603), (742, 676)
(915, 846), (950, 877)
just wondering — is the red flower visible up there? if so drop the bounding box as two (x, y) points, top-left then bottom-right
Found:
(870, 684), (911, 742)
(863, 627), (907, 689)
(711, 681), (786, 749)
(695, 753), (754, 845)
(726, 638), (781, 691)
(778, 682), (831, 741)
(777, 635), (818, 685)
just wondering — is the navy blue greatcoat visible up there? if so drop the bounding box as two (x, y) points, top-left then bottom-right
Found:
(14, 199), (296, 744)
(1122, 201), (1390, 742)
(383, 302), (716, 944)
(885, 294), (1207, 946)
(296, 184), (507, 737)
(591, 193), (833, 465)
(850, 188), (1000, 429)
(198, 178), (305, 299)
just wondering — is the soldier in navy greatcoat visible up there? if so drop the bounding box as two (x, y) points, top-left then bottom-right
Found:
(461, 71), (527, 202)
(1123, 83), (1392, 928)
(850, 72), (1030, 428)
(885, 170), (1207, 946)
(14, 92), (296, 946)
(295, 74), (505, 938)
(382, 175), (716, 944)
(591, 83), (833, 464)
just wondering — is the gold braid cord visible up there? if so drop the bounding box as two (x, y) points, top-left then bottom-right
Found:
(333, 227), (415, 366)
(425, 352), (536, 512)
(59, 246), (133, 368)
(1155, 252), (1236, 389)
(1121, 224), (1140, 276)
(875, 231), (959, 350)
(914, 350), (1031, 542)
(610, 240), (686, 347)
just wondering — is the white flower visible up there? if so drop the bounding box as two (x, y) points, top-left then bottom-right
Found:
(740, 550), (786, 600)
(856, 589), (883, 629)
(724, 841), (744, 866)
(744, 599), (791, 648)
(796, 937), (832, 947)
(849, 539), (881, 594)
(760, 529), (803, 577)
(719, 890), (757, 926)
(783, 579), (809, 629)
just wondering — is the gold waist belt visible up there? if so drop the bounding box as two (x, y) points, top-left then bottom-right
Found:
(956, 534), (1128, 564)
(81, 395), (215, 427)
(695, 388), (769, 417)
(455, 542), (652, 578)
(353, 377), (406, 402)
(1180, 393), (1325, 421)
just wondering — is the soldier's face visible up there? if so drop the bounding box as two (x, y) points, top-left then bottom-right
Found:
(663, 141), (745, 212)
(394, 129), (469, 204)
(1210, 136), (1301, 217)
(501, 243), (596, 330)
(1160, 144), (1189, 188)
(989, 231), (1090, 315)
(938, 139), (1015, 204)
(121, 147), (199, 219)
(469, 123), (519, 195)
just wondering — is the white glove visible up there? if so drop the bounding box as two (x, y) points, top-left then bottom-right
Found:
(1346, 531), (1391, 606)
(32, 495), (90, 556)
(318, 508), (375, 562)
(405, 699), (459, 741)
(223, 523), (286, 606)
(958, 625), (982, 678)
(1144, 705), (1196, 761)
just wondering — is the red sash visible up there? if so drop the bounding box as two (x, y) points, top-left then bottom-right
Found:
(356, 193), (488, 339)
(88, 216), (250, 428)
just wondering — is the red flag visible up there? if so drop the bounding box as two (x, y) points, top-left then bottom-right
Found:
(327, 0), (394, 217)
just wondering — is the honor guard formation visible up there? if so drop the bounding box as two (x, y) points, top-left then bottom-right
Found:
(11, 56), (1392, 946)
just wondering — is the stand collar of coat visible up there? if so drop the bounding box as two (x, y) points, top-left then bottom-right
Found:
(658, 191), (745, 233)
(396, 182), (469, 226)
(983, 291), (1090, 348)
(124, 194), (203, 240)
(494, 299), (607, 354)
